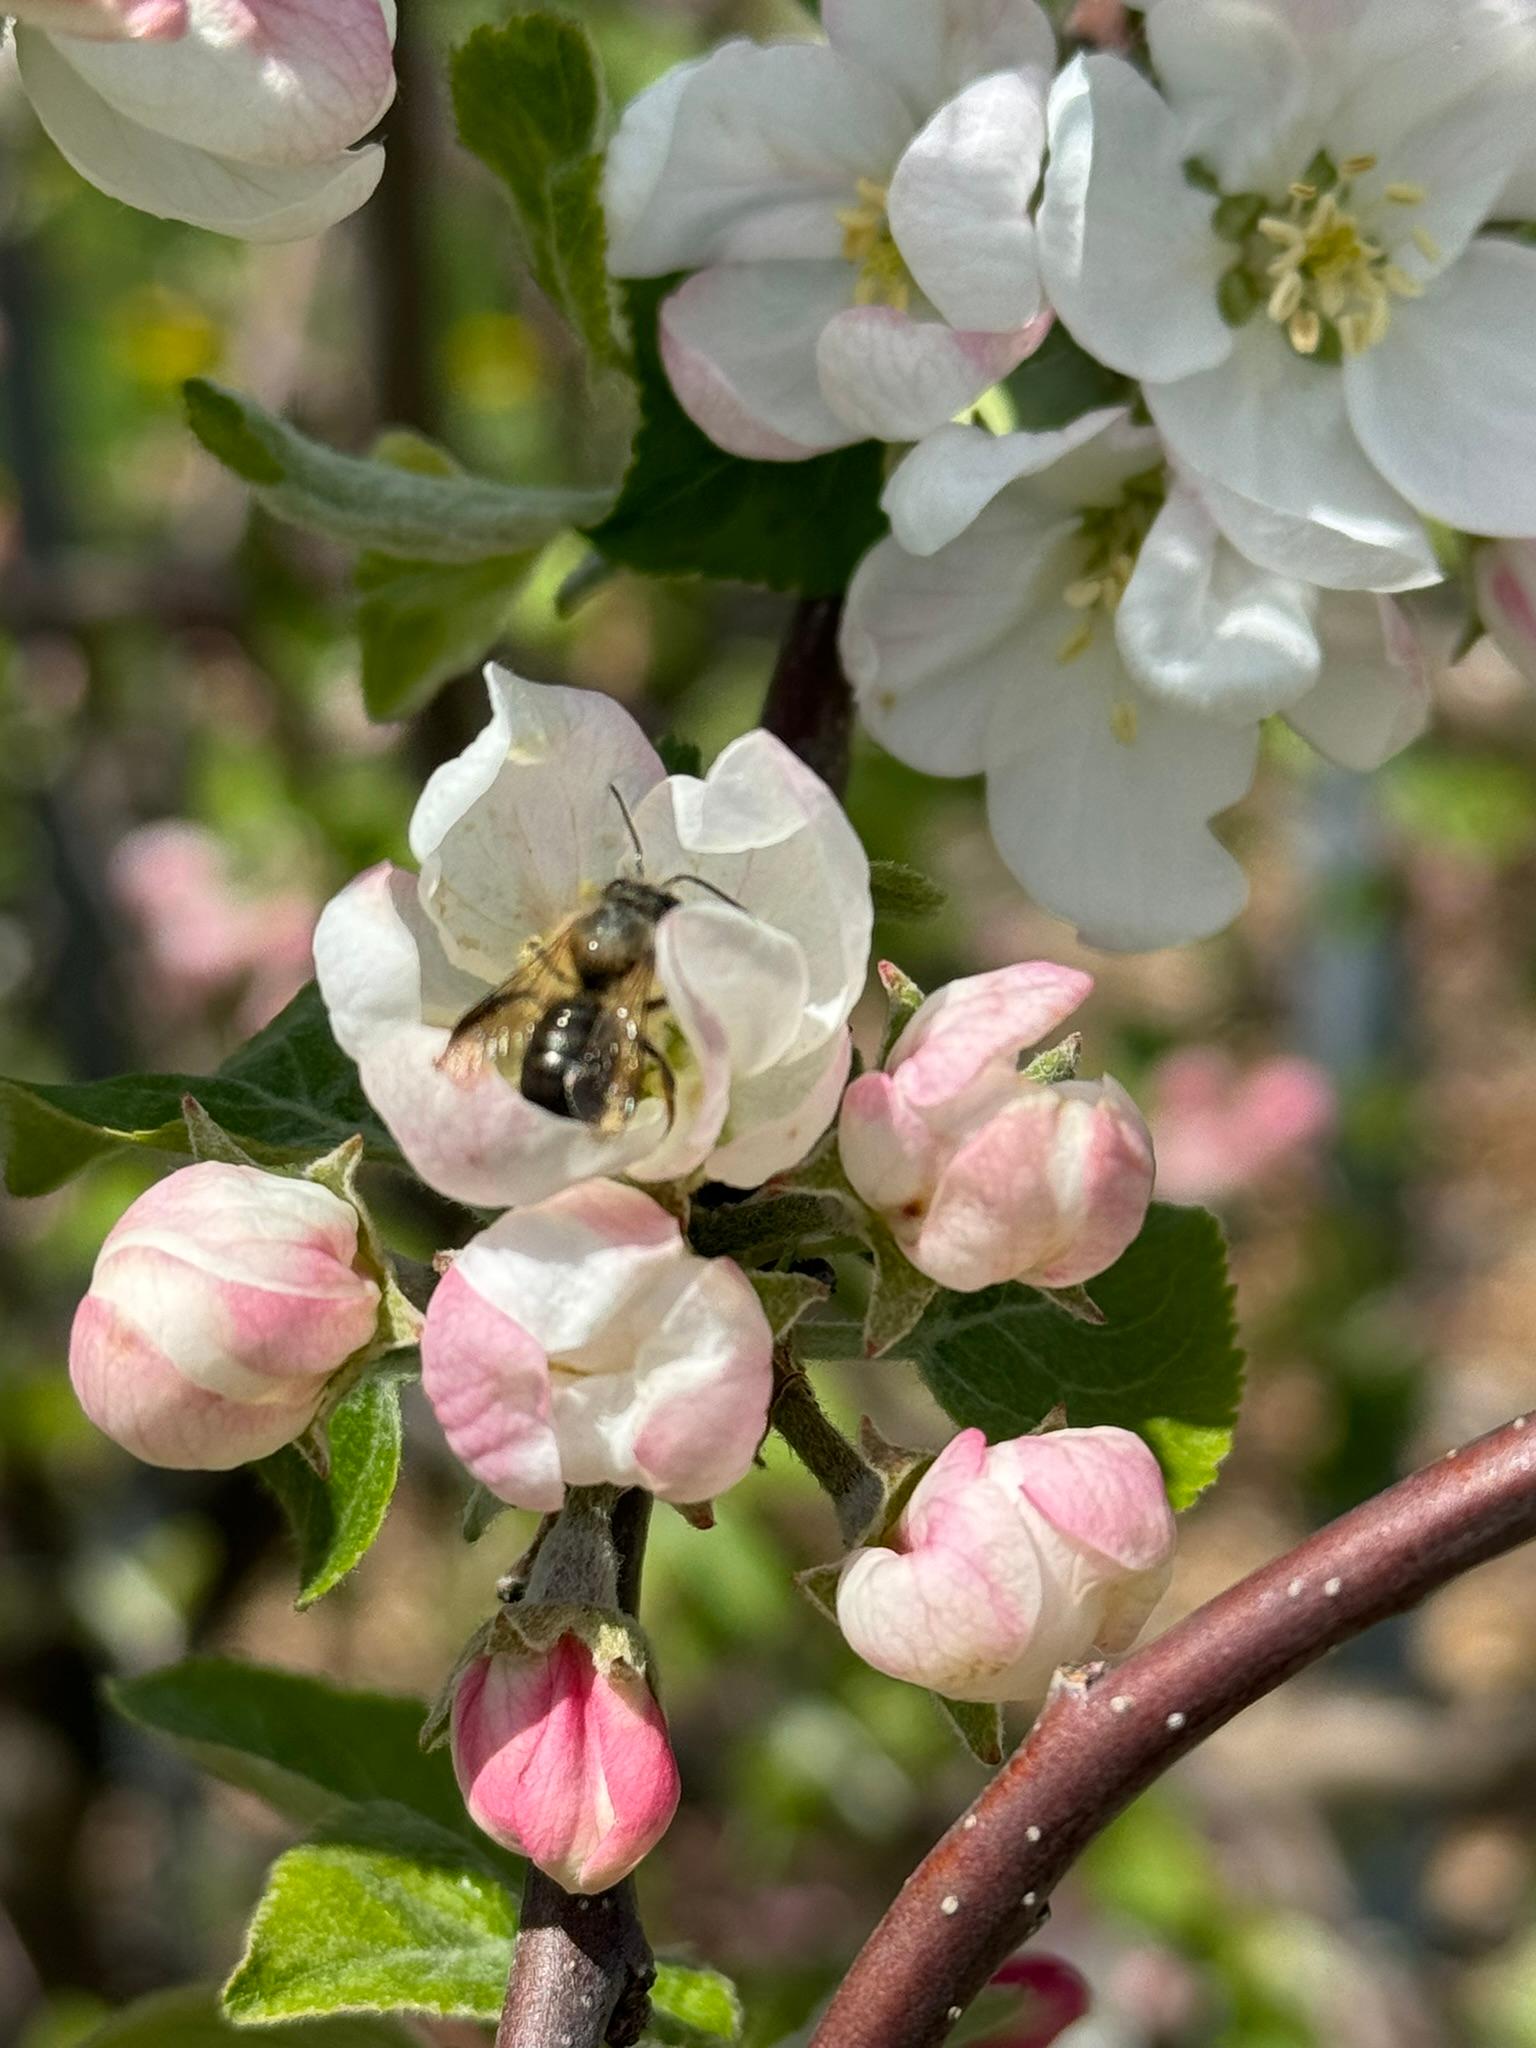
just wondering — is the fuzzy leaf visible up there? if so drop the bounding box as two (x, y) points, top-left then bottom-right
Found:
(934, 1696), (1005, 1767)
(185, 380), (611, 561)
(869, 860), (947, 920)
(81, 1986), (413, 2048)
(258, 1371), (405, 1608)
(912, 1205), (1243, 1509)
(0, 983), (398, 1197)
(646, 1966), (743, 2044)
(585, 281), (886, 592)
(451, 15), (625, 369)
(109, 1659), (472, 1839)
(355, 550), (533, 721)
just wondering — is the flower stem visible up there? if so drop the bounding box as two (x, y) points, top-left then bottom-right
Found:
(761, 595), (854, 796)
(771, 1347), (883, 1546)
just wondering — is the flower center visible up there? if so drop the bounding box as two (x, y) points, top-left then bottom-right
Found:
(1056, 467), (1164, 667)
(835, 177), (913, 312)
(1199, 150), (1436, 361)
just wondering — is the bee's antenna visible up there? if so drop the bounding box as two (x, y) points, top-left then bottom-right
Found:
(663, 873), (747, 912)
(608, 783), (645, 871)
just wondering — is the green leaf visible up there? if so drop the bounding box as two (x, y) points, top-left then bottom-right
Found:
(933, 1695), (1005, 1767)
(82, 1986), (414, 2048)
(912, 1204), (1243, 1509)
(185, 379), (611, 561)
(355, 549), (533, 721)
(649, 1964), (744, 2043)
(1004, 320), (1135, 431)
(869, 860), (948, 921)
(0, 984), (398, 1196)
(451, 16), (625, 370)
(749, 1269), (832, 1339)
(109, 1658), (472, 1839)
(864, 1221), (940, 1360)
(223, 1807), (518, 2026)
(585, 281), (887, 592)
(257, 1371), (405, 1608)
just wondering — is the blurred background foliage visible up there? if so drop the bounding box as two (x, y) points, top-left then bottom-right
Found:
(5, 3), (1536, 2047)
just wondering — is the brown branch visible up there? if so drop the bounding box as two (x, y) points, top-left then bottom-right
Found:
(760, 596), (854, 797)
(495, 1490), (657, 2048)
(811, 1409), (1536, 2048)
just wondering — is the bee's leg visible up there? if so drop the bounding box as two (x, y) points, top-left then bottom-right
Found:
(640, 1036), (677, 1130)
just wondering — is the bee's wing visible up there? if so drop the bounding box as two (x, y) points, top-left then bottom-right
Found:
(595, 959), (667, 1133)
(436, 926), (575, 1083)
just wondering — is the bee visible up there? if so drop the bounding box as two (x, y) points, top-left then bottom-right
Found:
(436, 789), (736, 1132)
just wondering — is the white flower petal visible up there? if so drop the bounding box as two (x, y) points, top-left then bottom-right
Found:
(816, 304), (1045, 444)
(1284, 593), (1432, 770)
(1345, 239), (1536, 537)
(413, 665), (666, 986)
(657, 901), (809, 1079)
(1360, 90), (1533, 289)
(40, 0), (395, 166)
(1116, 485), (1321, 721)
(603, 40), (911, 276)
(13, 1), (185, 36)
(842, 506), (1076, 778)
(1186, 463), (1439, 594)
(887, 71), (1045, 332)
(1037, 53), (1232, 384)
(706, 1030), (853, 1187)
(17, 27), (384, 239)
(881, 409), (1129, 555)
(985, 630), (1259, 952)
(823, 0), (1055, 120)
(1148, 324), (1436, 589)
(1336, 0), (1536, 156)
(1145, 0), (1315, 190)
(634, 729), (871, 1058)
(660, 263), (859, 459)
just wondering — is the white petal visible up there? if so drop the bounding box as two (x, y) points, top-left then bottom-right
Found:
(1345, 239), (1536, 537)
(656, 901), (809, 1079)
(886, 71), (1045, 332)
(1036, 54), (1232, 384)
(1336, 0), (1536, 157)
(1499, 145), (1536, 221)
(1284, 593), (1432, 770)
(1148, 325), (1437, 588)
(881, 409), (1129, 555)
(38, 0), (396, 166)
(842, 504), (1076, 778)
(13, 1), (185, 35)
(985, 631), (1260, 952)
(1145, 0), (1312, 190)
(17, 29), (384, 238)
(823, 0), (1055, 120)
(1116, 483), (1322, 720)
(602, 40), (911, 276)
(634, 729), (871, 1058)
(412, 665), (665, 986)
(816, 305), (1045, 444)
(1360, 89), (1532, 289)
(706, 1030), (853, 1187)
(1186, 464), (1439, 594)
(660, 263), (859, 459)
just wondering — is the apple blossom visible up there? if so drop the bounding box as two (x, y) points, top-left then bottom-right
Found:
(839, 963), (1153, 1292)
(1475, 539), (1536, 688)
(836, 1425), (1176, 1704)
(313, 665), (870, 1208)
(13, 0), (396, 241)
(841, 409), (1434, 949)
(452, 1637), (681, 1895)
(1149, 1047), (1336, 1206)
(1036, 4), (1536, 568)
(421, 1181), (772, 1513)
(68, 1162), (381, 1470)
(603, 0), (1056, 457)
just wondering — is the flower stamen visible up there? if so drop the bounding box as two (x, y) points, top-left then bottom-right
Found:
(835, 176), (913, 312)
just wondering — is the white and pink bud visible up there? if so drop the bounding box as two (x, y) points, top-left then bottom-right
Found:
(69, 1161), (380, 1470)
(1476, 539), (1536, 687)
(421, 1181), (773, 1514)
(10, 2), (185, 38)
(452, 1638), (681, 1895)
(838, 964), (1155, 1293)
(836, 1426), (1176, 1705)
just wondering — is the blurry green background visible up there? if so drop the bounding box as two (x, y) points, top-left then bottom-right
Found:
(5, 4), (1536, 2046)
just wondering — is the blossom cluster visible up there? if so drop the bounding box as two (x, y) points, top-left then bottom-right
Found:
(606, 0), (1536, 949)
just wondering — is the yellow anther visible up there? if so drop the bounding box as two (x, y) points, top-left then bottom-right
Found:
(1387, 181), (1426, 204)
(1109, 701), (1139, 746)
(1057, 620), (1096, 664)
(1288, 180), (1318, 202)
(1259, 215), (1305, 246)
(1289, 308), (1322, 354)
(1064, 577), (1105, 610)
(1382, 263), (1423, 299)
(835, 178), (912, 310)
(1341, 153), (1378, 176)
(1268, 269), (1304, 322)
(1411, 224), (1442, 263)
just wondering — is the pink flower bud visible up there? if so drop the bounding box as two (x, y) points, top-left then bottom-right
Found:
(452, 1639), (681, 1895)
(421, 1181), (772, 1513)
(984, 1957), (1092, 2048)
(838, 965), (1154, 1292)
(1476, 539), (1536, 686)
(10, 2), (186, 38)
(69, 1161), (380, 1469)
(836, 1427), (1176, 1705)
